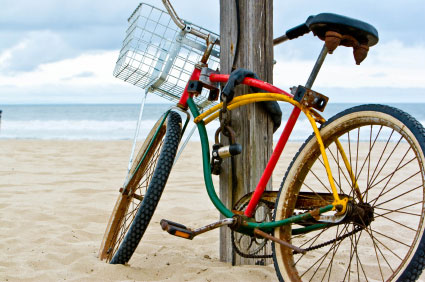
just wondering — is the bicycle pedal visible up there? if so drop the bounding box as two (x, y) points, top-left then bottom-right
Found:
(160, 218), (236, 240)
(160, 219), (195, 240)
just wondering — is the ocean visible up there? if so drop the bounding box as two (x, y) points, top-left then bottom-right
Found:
(1, 103), (425, 141)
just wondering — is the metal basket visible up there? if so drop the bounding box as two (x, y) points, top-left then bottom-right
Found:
(113, 3), (220, 110)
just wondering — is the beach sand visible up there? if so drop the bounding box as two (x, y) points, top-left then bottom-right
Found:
(1, 140), (424, 281)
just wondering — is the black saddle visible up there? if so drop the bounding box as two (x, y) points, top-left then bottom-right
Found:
(306, 13), (378, 47)
(286, 13), (379, 64)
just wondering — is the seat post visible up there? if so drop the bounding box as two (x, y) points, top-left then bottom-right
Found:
(305, 44), (328, 89)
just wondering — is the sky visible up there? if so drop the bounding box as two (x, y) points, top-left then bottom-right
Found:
(0, 0), (424, 104)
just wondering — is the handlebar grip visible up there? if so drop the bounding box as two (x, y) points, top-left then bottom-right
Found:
(286, 23), (311, 40)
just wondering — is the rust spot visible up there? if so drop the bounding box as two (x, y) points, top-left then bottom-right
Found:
(353, 44), (369, 65)
(322, 30), (369, 65)
(324, 31), (342, 54)
(232, 210), (244, 215)
(230, 42), (234, 54)
(309, 208), (321, 221)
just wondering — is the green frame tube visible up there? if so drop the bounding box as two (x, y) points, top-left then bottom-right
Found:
(245, 205), (334, 233)
(187, 98), (335, 232)
(187, 98), (234, 218)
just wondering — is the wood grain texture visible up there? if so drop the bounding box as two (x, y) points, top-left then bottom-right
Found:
(219, 0), (274, 265)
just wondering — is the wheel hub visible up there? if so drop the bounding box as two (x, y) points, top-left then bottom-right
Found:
(344, 202), (374, 227)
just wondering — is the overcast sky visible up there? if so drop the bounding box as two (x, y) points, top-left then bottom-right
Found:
(0, 0), (424, 104)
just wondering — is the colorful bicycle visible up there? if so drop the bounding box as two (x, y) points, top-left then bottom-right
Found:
(99, 1), (425, 281)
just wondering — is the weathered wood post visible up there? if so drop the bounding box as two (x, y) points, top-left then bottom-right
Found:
(219, 0), (274, 264)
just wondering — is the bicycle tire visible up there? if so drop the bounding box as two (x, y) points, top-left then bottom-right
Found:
(273, 104), (425, 281)
(99, 111), (181, 264)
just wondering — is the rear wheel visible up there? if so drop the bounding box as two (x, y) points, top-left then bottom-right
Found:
(273, 105), (425, 281)
(99, 111), (181, 264)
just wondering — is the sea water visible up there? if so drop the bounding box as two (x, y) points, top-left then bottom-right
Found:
(1, 103), (424, 141)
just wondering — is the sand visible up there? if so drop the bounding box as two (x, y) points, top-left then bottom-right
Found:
(0, 140), (279, 281)
(1, 140), (425, 281)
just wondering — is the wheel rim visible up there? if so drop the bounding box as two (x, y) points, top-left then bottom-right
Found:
(108, 138), (165, 261)
(275, 113), (425, 281)
(101, 121), (167, 262)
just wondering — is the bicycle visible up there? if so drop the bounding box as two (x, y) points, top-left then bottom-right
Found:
(99, 1), (425, 281)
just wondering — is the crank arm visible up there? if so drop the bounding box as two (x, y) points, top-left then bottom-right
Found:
(254, 228), (306, 254)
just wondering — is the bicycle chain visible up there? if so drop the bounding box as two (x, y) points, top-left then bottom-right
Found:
(233, 224), (364, 258)
(293, 225), (363, 254)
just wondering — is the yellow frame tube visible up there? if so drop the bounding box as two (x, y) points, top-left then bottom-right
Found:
(303, 110), (348, 213)
(334, 139), (363, 202)
(195, 92), (348, 213)
(194, 93), (300, 125)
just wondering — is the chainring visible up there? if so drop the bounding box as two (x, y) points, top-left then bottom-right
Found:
(231, 199), (274, 258)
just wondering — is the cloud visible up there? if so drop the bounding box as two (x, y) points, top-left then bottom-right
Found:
(274, 0), (425, 44)
(0, 0), (424, 104)
(274, 40), (425, 89)
(0, 51), (116, 85)
(0, 30), (77, 73)
(62, 71), (95, 81)
(0, 50), (156, 104)
(1, 39), (424, 104)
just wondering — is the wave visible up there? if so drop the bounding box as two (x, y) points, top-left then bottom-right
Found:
(0, 119), (153, 140)
(1, 118), (425, 141)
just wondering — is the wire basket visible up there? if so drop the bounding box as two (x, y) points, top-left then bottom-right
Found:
(114, 3), (221, 110)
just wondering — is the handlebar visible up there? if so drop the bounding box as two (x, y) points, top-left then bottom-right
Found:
(162, 0), (220, 45)
(162, 0), (293, 47)
(161, 0), (185, 30)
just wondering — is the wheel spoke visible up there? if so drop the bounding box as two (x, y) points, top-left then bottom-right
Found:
(308, 166), (333, 194)
(371, 178), (422, 208)
(364, 228), (404, 261)
(368, 135), (403, 189)
(366, 148), (413, 203)
(101, 113), (182, 263)
(367, 228), (410, 248)
(326, 147), (353, 197)
(353, 125), (382, 196)
(273, 106), (425, 281)
(374, 212), (418, 232)
(297, 224), (350, 280)
(373, 201), (423, 217)
(368, 129), (395, 188)
(355, 127), (360, 189)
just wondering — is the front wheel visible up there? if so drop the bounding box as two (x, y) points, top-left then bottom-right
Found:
(99, 111), (181, 264)
(273, 104), (425, 281)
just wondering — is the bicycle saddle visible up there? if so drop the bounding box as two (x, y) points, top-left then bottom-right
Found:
(309, 13), (378, 64)
(286, 13), (379, 64)
(306, 13), (378, 47)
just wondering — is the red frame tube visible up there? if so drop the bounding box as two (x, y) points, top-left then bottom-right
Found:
(181, 70), (301, 218)
(210, 73), (300, 217)
(179, 72), (293, 109)
(178, 67), (201, 108)
(244, 107), (301, 217)
(209, 74), (293, 98)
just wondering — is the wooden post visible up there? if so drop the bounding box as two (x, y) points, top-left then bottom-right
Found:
(219, 0), (274, 264)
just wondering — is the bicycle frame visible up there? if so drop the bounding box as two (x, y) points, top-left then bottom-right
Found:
(162, 66), (354, 234)
(148, 1), (353, 232)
